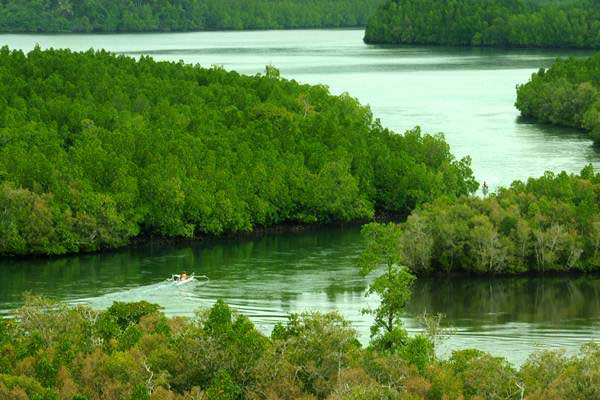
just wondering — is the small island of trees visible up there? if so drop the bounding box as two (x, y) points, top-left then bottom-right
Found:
(381, 166), (600, 275)
(364, 0), (600, 48)
(516, 51), (600, 144)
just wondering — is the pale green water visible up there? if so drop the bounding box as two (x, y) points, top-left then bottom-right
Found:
(0, 29), (599, 364)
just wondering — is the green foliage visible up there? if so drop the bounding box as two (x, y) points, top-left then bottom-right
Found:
(0, 0), (383, 33)
(0, 47), (476, 256)
(460, 354), (521, 400)
(265, 311), (360, 398)
(107, 302), (161, 331)
(516, 52), (600, 145)
(0, 318), (8, 344)
(398, 335), (435, 374)
(394, 166), (600, 274)
(117, 325), (143, 351)
(206, 370), (241, 400)
(0, 374), (58, 400)
(170, 299), (270, 394)
(364, 0), (600, 48)
(128, 384), (150, 400)
(0, 298), (599, 399)
(357, 223), (404, 276)
(34, 356), (57, 388)
(520, 343), (600, 399)
(358, 223), (416, 351)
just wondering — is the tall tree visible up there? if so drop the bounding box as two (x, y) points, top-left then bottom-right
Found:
(357, 222), (416, 352)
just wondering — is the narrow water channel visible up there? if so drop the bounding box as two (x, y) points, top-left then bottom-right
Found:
(1, 226), (599, 365)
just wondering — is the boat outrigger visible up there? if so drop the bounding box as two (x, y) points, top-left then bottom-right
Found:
(168, 273), (209, 286)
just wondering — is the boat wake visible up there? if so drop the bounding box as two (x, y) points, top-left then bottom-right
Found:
(72, 277), (211, 316)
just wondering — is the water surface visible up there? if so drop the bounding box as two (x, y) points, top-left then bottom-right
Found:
(1, 227), (599, 365)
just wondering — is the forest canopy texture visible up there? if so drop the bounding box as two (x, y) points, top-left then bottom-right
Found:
(0, 47), (477, 256)
(394, 166), (600, 275)
(516, 51), (600, 145)
(364, 0), (600, 48)
(1, 297), (600, 400)
(0, 0), (383, 32)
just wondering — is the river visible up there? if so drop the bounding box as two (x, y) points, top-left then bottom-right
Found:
(1, 227), (599, 365)
(1, 29), (599, 364)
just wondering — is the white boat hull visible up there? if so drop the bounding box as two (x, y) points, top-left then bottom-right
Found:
(167, 273), (209, 286)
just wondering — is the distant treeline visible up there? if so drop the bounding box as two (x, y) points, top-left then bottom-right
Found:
(0, 47), (476, 256)
(364, 0), (600, 48)
(0, 0), (382, 32)
(516, 52), (600, 144)
(394, 166), (600, 275)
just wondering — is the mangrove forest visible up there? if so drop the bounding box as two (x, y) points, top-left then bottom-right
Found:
(364, 0), (600, 48)
(388, 166), (600, 275)
(0, 47), (477, 256)
(0, 0), (383, 33)
(516, 51), (600, 144)
(0, 296), (598, 400)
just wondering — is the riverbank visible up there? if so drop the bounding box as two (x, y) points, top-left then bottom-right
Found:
(516, 51), (600, 145)
(1, 297), (598, 399)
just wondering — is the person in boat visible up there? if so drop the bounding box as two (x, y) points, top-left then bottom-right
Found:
(181, 271), (187, 281)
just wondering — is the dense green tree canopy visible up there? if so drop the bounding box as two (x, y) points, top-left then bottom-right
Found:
(516, 51), (600, 144)
(364, 0), (600, 48)
(0, 0), (383, 32)
(1, 297), (599, 399)
(393, 166), (600, 275)
(0, 47), (477, 256)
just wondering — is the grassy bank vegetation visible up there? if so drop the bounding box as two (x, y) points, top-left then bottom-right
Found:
(0, 47), (477, 256)
(516, 52), (600, 144)
(364, 0), (600, 48)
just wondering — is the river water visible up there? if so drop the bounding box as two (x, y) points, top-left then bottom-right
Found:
(1, 29), (599, 364)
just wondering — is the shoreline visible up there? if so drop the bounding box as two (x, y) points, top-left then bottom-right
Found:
(3, 218), (600, 277)
(0, 219), (372, 261)
(0, 26), (367, 36)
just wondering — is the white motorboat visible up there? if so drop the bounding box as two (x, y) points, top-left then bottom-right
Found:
(168, 273), (209, 286)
